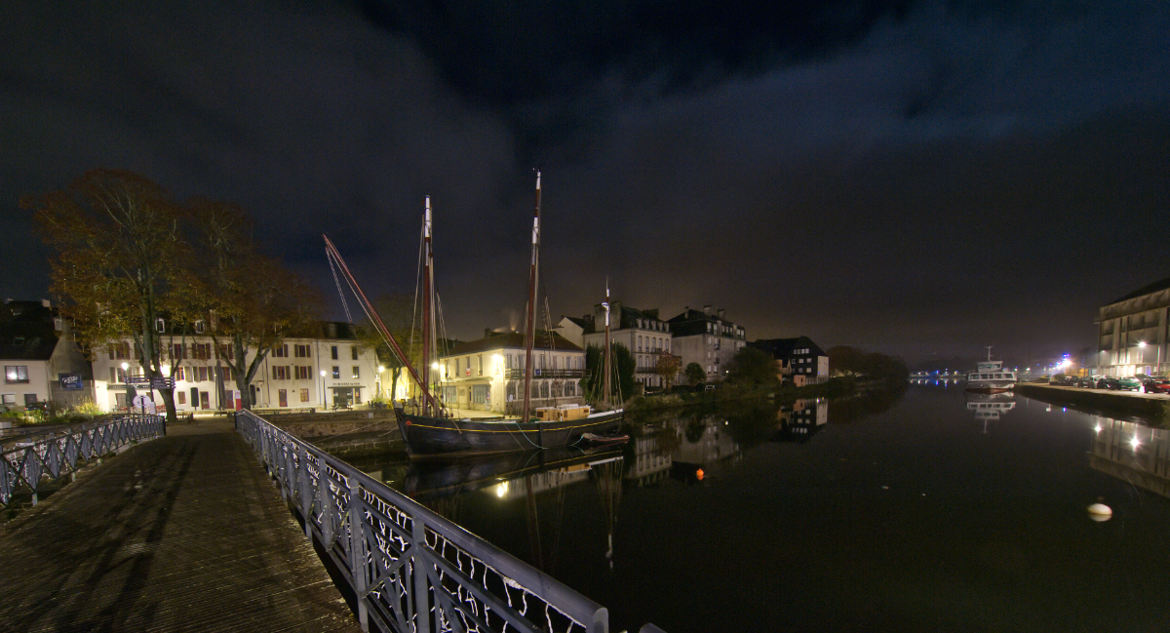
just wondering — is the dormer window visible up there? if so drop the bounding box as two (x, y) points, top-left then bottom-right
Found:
(194, 320), (205, 334)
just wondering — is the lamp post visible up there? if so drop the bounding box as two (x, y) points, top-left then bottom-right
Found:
(120, 361), (130, 414)
(320, 369), (327, 411)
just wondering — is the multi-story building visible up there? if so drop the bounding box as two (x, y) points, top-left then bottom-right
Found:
(436, 330), (585, 415)
(667, 306), (746, 381)
(1096, 277), (1170, 376)
(579, 302), (676, 391)
(91, 321), (379, 413)
(749, 336), (830, 386)
(1, 299), (91, 411)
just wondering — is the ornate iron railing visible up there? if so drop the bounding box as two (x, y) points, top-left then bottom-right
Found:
(235, 409), (624, 633)
(0, 414), (165, 507)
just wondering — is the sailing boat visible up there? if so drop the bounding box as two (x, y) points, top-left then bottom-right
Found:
(323, 172), (623, 458)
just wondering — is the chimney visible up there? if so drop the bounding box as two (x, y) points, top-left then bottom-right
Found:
(703, 304), (712, 316)
(717, 308), (725, 320)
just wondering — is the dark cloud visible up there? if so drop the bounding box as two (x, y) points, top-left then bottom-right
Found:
(2, 1), (1167, 365)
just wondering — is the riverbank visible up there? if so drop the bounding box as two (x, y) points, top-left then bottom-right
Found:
(1015, 383), (1170, 425)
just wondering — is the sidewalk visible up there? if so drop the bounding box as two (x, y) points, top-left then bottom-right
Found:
(0, 419), (361, 633)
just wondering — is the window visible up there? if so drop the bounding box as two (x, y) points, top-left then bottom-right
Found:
(174, 366), (185, 381)
(178, 391), (186, 405)
(300, 388), (310, 402)
(194, 366), (210, 382)
(272, 344), (288, 358)
(108, 341), (131, 360)
(5, 366), (29, 384)
(331, 346), (338, 360)
(295, 366), (311, 380)
(24, 393), (37, 406)
(171, 343), (185, 360)
(294, 344), (311, 358)
(351, 346), (358, 360)
(332, 366), (340, 379)
(217, 343), (232, 359)
(352, 366), (360, 379)
(1, 394), (14, 406)
(192, 343), (212, 360)
(478, 355), (483, 376)
(272, 366), (290, 380)
(155, 317), (166, 333)
(194, 319), (205, 334)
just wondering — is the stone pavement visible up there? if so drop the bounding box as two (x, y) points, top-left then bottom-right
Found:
(0, 419), (362, 633)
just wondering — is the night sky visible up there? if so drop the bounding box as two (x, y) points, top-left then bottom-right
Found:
(3, 1), (1168, 366)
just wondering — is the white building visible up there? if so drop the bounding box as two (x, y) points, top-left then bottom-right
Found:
(579, 302), (675, 390)
(1, 300), (91, 411)
(1096, 278), (1170, 376)
(436, 330), (585, 415)
(91, 321), (379, 413)
(667, 306), (747, 382)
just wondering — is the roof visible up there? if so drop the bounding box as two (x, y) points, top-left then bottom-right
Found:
(447, 330), (583, 355)
(749, 336), (826, 359)
(1108, 276), (1170, 305)
(0, 300), (58, 360)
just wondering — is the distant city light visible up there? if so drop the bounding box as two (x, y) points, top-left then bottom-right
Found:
(1130, 436), (1140, 450)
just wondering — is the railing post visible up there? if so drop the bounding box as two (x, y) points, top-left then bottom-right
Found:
(346, 478), (369, 631)
(411, 515), (431, 633)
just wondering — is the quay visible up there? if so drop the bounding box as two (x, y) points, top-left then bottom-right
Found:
(0, 419), (361, 633)
(1015, 383), (1170, 420)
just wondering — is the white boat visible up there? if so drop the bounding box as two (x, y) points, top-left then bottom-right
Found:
(966, 347), (1017, 393)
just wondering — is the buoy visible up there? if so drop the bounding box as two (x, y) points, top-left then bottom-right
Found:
(1087, 502), (1113, 522)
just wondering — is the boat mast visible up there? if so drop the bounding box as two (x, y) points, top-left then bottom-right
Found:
(322, 234), (436, 411)
(421, 197), (435, 415)
(601, 280), (612, 409)
(520, 171), (541, 423)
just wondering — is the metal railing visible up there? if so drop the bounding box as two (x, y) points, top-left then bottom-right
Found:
(0, 414), (165, 507)
(236, 409), (625, 633)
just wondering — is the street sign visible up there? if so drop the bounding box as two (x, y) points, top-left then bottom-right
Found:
(59, 373), (84, 391)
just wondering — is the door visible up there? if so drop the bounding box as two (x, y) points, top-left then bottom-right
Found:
(199, 391), (210, 410)
(278, 389), (287, 407)
(190, 387), (199, 409)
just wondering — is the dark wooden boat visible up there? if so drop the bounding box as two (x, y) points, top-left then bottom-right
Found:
(324, 172), (623, 459)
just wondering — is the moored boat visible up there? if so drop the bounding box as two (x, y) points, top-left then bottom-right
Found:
(323, 171), (622, 458)
(966, 346), (1017, 393)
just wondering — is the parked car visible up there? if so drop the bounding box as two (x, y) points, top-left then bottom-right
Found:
(1116, 376), (1142, 391)
(1050, 374), (1078, 386)
(1097, 377), (1120, 390)
(1077, 376), (1099, 389)
(1141, 377), (1170, 394)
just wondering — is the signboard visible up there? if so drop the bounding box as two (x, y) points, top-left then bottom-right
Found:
(131, 394), (157, 414)
(151, 377), (174, 390)
(59, 373), (84, 391)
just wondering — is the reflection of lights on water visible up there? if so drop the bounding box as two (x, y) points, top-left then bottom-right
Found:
(495, 481), (509, 498)
(1087, 502), (1113, 522)
(695, 468), (704, 481)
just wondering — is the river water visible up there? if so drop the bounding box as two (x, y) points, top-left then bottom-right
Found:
(350, 386), (1170, 633)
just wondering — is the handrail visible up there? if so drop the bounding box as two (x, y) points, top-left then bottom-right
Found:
(0, 414), (165, 507)
(235, 409), (621, 633)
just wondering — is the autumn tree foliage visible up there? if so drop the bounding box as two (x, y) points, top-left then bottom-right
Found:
(26, 169), (320, 419)
(26, 170), (189, 422)
(654, 352), (681, 390)
(185, 199), (320, 409)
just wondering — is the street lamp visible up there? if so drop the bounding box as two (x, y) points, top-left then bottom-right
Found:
(319, 369), (327, 410)
(120, 361), (130, 413)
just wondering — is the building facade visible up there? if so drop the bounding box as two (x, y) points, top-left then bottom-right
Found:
(749, 336), (830, 386)
(580, 302), (676, 390)
(1096, 278), (1170, 377)
(667, 306), (746, 381)
(91, 321), (379, 413)
(437, 330), (585, 415)
(1, 300), (91, 411)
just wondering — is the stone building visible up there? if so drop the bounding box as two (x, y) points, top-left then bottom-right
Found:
(1096, 277), (1170, 376)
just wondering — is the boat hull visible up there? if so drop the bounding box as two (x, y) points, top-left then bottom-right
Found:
(395, 409), (624, 458)
(965, 383), (1016, 394)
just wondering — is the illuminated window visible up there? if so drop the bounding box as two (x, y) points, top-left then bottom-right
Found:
(4, 366), (29, 384)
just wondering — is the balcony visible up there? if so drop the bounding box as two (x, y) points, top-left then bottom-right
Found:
(503, 369), (584, 380)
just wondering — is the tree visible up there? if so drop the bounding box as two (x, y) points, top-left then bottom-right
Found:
(357, 293), (422, 403)
(27, 169), (188, 423)
(725, 346), (780, 390)
(684, 362), (706, 386)
(581, 342), (636, 405)
(654, 353), (681, 390)
(827, 345), (909, 385)
(185, 199), (320, 409)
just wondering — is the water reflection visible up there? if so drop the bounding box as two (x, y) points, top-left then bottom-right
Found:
(965, 392), (1017, 433)
(774, 398), (828, 442)
(1088, 416), (1170, 499)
